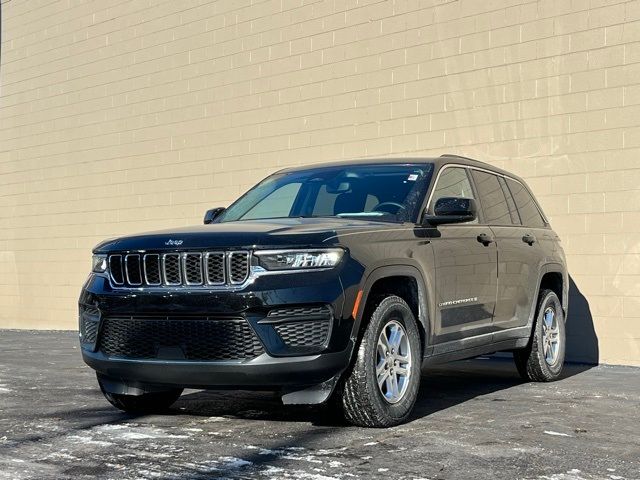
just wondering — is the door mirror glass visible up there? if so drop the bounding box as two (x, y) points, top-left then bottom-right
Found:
(424, 197), (477, 225)
(204, 207), (226, 224)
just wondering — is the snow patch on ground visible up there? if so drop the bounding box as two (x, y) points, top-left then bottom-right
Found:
(67, 434), (113, 447)
(246, 446), (325, 465)
(259, 468), (339, 480)
(92, 424), (190, 440)
(543, 431), (572, 437)
(537, 469), (591, 480)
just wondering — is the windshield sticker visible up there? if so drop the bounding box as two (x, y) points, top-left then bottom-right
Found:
(407, 174), (419, 181)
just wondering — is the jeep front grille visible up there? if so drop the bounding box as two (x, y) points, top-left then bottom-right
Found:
(108, 251), (250, 288)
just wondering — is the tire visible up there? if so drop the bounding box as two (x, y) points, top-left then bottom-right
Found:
(514, 289), (565, 382)
(339, 295), (422, 428)
(98, 379), (183, 414)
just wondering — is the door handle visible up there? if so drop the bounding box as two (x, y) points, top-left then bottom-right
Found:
(522, 234), (537, 245)
(477, 232), (494, 246)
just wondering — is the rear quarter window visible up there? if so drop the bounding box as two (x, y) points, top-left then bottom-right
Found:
(506, 178), (547, 228)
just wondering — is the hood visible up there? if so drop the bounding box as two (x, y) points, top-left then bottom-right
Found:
(93, 217), (400, 252)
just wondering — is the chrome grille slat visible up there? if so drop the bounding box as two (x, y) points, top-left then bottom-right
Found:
(183, 253), (203, 285)
(143, 254), (161, 285)
(163, 253), (182, 285)
(229, 251), (250, 284)
(124, 254), (142, 286)
(109, 255), (124, 285)
(205, 252), (225, 285)
(109, 250), (250, 288)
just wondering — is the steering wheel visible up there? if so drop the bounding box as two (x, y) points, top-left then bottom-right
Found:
(373, 202), (406, 214)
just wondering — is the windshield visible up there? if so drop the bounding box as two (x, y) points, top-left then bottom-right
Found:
(218, 164), (434, 223)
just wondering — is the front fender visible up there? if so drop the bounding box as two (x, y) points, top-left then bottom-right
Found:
(345, 263), (433, 358)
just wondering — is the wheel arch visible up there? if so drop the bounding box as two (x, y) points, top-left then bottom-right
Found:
(529, 264), (569, 328)
(353, 265), (431, 357)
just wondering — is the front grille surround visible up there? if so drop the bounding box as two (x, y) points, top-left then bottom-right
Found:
(109, 251), (251, 288)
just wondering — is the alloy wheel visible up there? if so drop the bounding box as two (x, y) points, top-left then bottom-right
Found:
(376, 319), (412, 404)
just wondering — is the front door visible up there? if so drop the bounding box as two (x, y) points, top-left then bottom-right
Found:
(428, 166), (498, 345)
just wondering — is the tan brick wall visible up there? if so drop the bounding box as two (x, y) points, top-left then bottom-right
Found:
(1, 0), (639, 366)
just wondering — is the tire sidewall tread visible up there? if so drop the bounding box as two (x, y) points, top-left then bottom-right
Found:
(341, 295), (422, 427)
(515, 289), (565, 382)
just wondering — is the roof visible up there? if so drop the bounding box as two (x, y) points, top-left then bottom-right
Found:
(278, 154), (519, 180)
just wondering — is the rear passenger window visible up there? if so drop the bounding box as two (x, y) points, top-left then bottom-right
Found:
(470, 170), (512, 225)
(498, 177), (521, 225)
(506, 178), (546, 228)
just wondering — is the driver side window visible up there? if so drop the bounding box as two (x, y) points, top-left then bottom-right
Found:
(430, 167), (478, 223)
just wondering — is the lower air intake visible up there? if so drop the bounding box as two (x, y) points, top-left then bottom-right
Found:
(98, 317), (264, 361)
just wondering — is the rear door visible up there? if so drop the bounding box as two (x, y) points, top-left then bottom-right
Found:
(504, 177), (550, 325)
(429, 166), (498, 345)
(469, 169), (544, 333)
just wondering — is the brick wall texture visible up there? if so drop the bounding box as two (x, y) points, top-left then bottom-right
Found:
(1, 0), (639, 365)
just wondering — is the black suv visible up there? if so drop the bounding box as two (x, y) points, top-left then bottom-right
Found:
(80, 155), (568, 427)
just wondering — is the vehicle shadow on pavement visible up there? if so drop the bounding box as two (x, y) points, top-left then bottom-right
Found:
(173, 356), (595, 427)
(153, 357), (599, 479)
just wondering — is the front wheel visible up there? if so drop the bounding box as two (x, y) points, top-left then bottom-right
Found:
(98, 378), (183, 414)
(514, 289), (565, 382)
(339, 295), (422, 427)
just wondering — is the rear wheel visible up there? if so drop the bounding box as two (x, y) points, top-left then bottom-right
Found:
(98, 378), (183, 414)
(339, 295), (422, 427)
(514, 289), (565, 382)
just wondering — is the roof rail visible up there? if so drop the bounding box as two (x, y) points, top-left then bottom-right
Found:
(440, 153), (475, 161)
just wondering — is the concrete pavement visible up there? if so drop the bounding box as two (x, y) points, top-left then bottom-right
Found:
(0, 330), (638, 480)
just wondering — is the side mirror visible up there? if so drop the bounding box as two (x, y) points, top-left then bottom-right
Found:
(423, 197), (477, 225)
(204, 207), (226, 224)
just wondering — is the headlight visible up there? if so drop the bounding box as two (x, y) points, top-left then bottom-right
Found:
(254, 248), (344, 271)
(92, 254), (108, 273)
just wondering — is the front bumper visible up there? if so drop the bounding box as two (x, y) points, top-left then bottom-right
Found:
(79, 268), (356, 390)
(82, 348), (352, 390)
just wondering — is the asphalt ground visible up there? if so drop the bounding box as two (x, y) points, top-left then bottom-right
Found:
(0, 330), (638, 480)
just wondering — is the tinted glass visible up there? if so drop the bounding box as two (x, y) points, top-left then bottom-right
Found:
(219, 164), (434, 223)
(498, 176), (521, 225)
(470, 170), (512, 225)
(311, 185), (381, 217)
(430, 167), (477, 223)
(430, 168), (475, 201)
(241, 182), (301, 220)
(506, 178), (546, 227)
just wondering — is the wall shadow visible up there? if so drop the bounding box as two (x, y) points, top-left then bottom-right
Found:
(565, 275), (599, 365)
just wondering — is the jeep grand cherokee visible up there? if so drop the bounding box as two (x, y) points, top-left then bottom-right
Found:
(79, 155), (568, 427)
